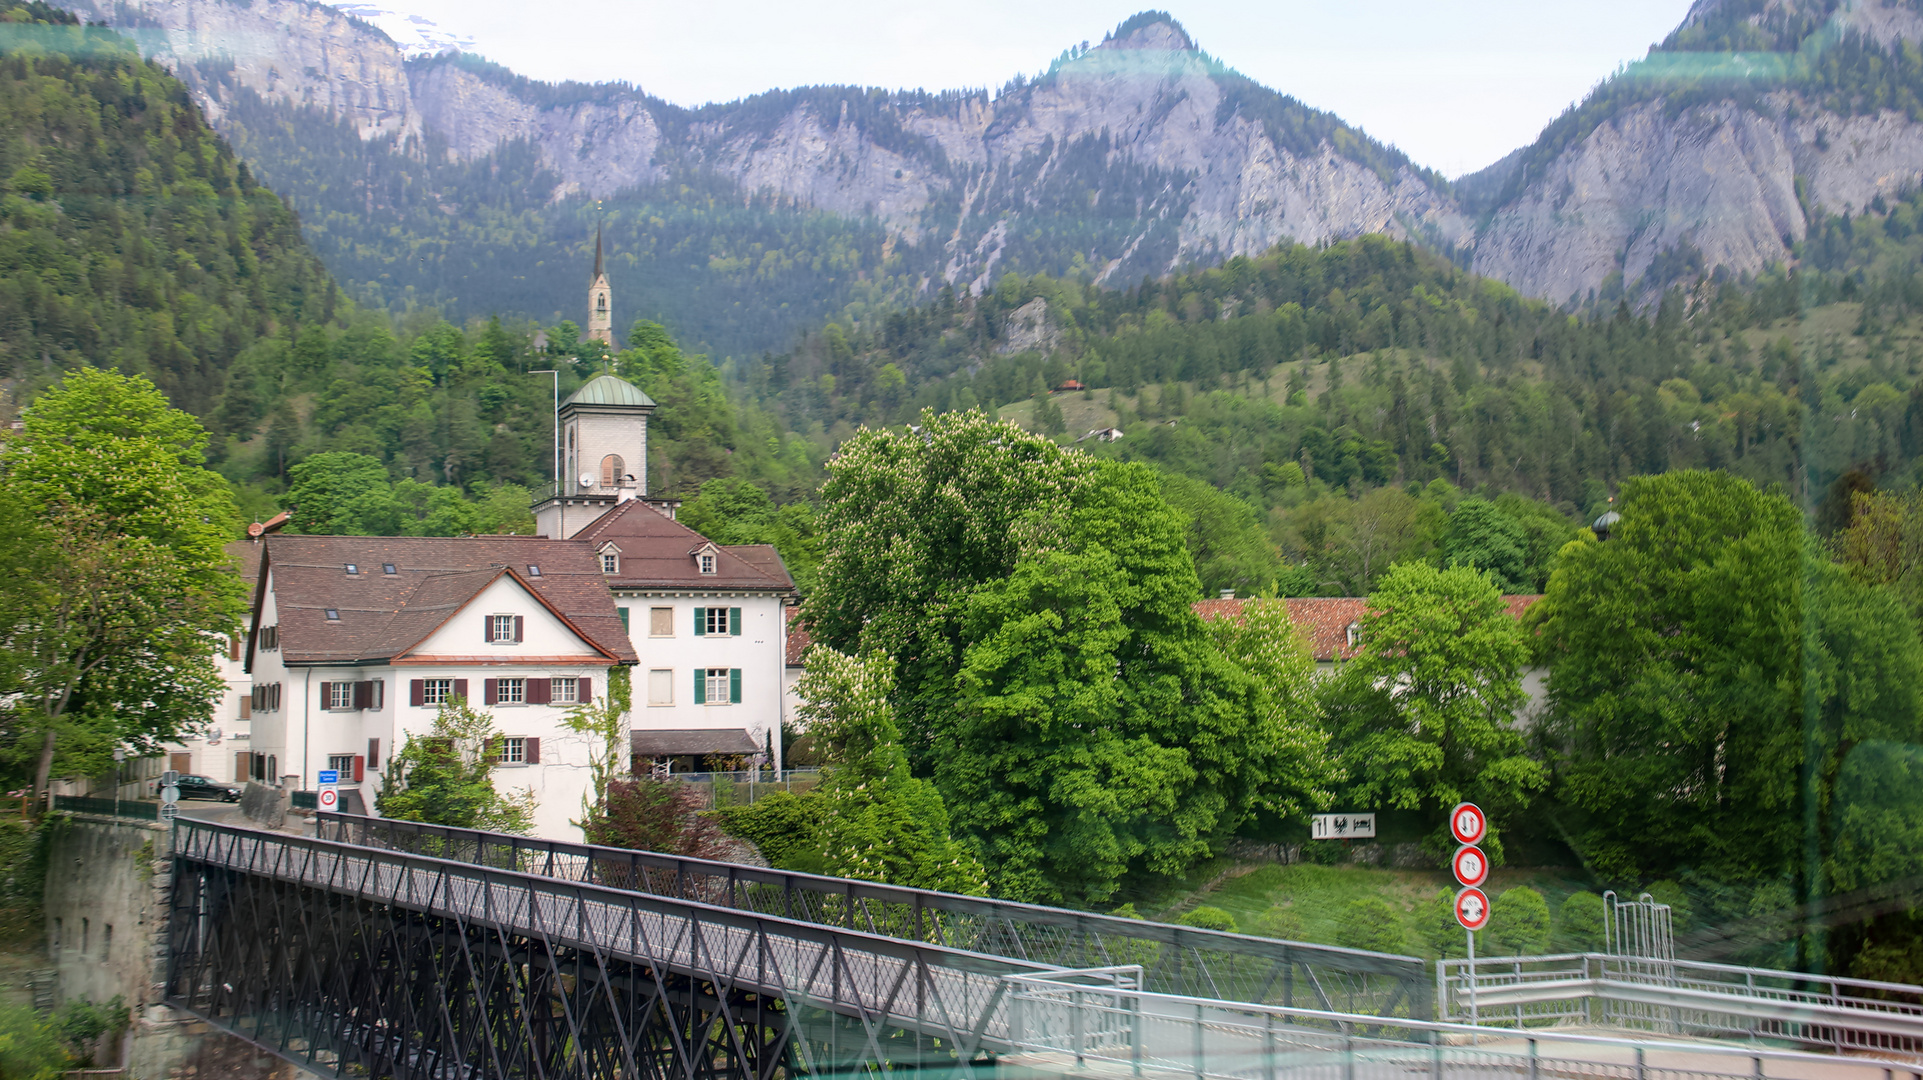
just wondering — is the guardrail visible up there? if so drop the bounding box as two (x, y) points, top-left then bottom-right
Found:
(317, 812), (1433, 1018)
(1436, 952), (1923, 1056)
(52, 796), (156, 820)
(1007, 968), (1923, 1080)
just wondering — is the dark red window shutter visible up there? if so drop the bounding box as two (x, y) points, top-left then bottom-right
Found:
(514, 615), (524, 643)
(483, 615), (492, 642)
(453, 679), (468, 700)
(578, 677), (592, 703)
(525, 738), (540, 765)
(527, 678), (551, 705)
(353, 681), (371, 710)
(228, 636), (240, 662)
(367, 738), (380, 769)
(319, 682), (332, 709)
(409, 680), (424, 707)
(353, 755), (365, 783)
(483, 679), (498, 705)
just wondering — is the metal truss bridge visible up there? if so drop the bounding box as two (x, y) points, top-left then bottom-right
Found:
(163, 815), (1923, 1080)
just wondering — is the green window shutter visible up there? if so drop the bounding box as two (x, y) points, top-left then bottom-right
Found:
(694, 669), (706, 705)
(729, 607), (742, 636)
(694, 607), (706, 636)
(618, 607), (630, 632)
(729, 668), (742, 704)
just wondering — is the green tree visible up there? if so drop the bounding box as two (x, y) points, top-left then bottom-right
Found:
(801, 646), (986, 894)
(1336, 896), (1406, 953)
(1558, 891), (1606, 951)
(283, 451), (402, 535)
(1489, 887), (1551, 955)
(1203, 599), (1341, 826)
(1159, 472), (1286, 597)
(376, 697), (535, 834)
(1442, 499), (1530, 593)
(0, 370), (245, 805)
(1325, 562), (1540, 855)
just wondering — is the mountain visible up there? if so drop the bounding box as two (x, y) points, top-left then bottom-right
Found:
(51, 1), (1465, 357)
(1464, 0), (1923, 306)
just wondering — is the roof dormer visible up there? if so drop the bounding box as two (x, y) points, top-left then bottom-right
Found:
(691, 541), (720, 576)
(598, 541), (622, 575)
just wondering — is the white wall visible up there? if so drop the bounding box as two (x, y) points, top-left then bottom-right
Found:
(617, 593), (787, 769)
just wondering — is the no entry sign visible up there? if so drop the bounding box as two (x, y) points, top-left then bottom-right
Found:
(1450, 803), (1487, 846)
(1455, 887), (1491, 932)
(1451, 845), (1489, 888)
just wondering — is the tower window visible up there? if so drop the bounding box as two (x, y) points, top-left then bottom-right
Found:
(597, 295), (607, 313)
(601, 454), (624, 487)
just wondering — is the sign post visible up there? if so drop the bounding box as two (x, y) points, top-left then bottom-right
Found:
(317, 768), (340, 814)
(1449, 802), (1490, 1033)
(158, 765), (178, 825)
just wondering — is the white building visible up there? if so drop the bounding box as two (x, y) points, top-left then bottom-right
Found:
(242, 534), (638, 839)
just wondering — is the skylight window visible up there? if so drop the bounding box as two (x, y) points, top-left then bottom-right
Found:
(527, 565), (542, 577)
(324, 609), (340, 621)
(382, 563), (397, 575)
(344, 563), (358, 575)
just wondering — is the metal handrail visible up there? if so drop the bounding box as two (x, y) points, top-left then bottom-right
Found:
(318, 811), (1432, 1018)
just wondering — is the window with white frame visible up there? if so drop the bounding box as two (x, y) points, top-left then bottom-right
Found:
(650, 607), (674, 636)
(601, 551), (619, 574)
(422, 678), (452, 705)
(704, 668), (731, 705)
(648, 669), (674, 705)
(495, 737), (527, 764)
(490, 614), (517, 643)
(327, 754), (355, 777)
(698, 553), (716, 575)
(551, 676), (578, 703)
(704, 607), (730, 635)
(326, 683), (354, 710)
(498, 678), (525, 705)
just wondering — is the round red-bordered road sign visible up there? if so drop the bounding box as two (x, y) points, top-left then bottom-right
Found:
(1450, 802), (1487, 846)
(318, 787), (339, 811)
(1455, 887), (1491, 932)
(1452, 845), (1489, 888)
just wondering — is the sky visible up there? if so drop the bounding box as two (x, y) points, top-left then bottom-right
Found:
(329, 0), (1699, 179)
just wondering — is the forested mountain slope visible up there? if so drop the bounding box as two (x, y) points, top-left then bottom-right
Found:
(1466, 0), (1923, 307)
(49, 0), (1464, 357)
(0, 3), (335, 413)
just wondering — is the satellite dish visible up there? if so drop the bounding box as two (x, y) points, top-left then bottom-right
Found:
(578, 472), (596, 488)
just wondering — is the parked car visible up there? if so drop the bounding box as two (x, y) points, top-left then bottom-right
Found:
(175, 775), (241, 802)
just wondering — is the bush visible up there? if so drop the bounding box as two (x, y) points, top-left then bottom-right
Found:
(712, 789), (826, 870)
(1254, 906), (1305, 940)
(1178, 905), (1237, 933)
(1559, 891), (1606, 951)
(1489, 887), (1551, 955)
(1418, 888), (1467, 958)
(1300, 839), (1345, 865)
(1644, 880), (1695, 932)
(584, 776), (728, 859)
(1336, 896), (1406, 953)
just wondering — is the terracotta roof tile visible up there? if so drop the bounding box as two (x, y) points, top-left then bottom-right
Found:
(254, 535), (637, 668)
(786, 622), (812, 666)
(573, 500), (796, 592)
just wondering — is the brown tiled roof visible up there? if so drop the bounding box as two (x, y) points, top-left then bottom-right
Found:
(1194, 595), (1541, 662)
(252, 535), (638, 668)
(786, 621), (812, 666)
(630, 728), (761, 756)
(726, 544), (796, 590)
(572, 500), (795, 592)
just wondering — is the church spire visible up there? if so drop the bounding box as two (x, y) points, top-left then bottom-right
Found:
(587, 225), (613, 346)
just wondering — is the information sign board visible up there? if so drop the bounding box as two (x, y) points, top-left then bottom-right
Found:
(1449, 802), (1487, 846)
(1310, 813), (1376, 840)
(160, 785), (180, 804)
(1455, 887), (1491, 931)
(1451, 845), (1488, 887)
(317, 769), (340, 786)
(317, 786), (339, 812)
(160, 770), (179, 787)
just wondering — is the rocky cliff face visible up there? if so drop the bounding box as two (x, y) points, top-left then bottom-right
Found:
(62, 0), (1464, 291)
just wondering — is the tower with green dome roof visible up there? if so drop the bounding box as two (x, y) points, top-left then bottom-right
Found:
(533, 373), (658, 540)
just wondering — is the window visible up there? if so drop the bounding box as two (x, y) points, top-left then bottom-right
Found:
(551, 677), (578, 703)
(704, 607), (730, 636)
(327, 754), (354, 776)
(601, 552), (619, 574)
(324, 609), (340, 621)
(1345, 622), (1360, 649)
(344, 563), (358, 575)
(527, 564), (541, 577)
(601, 454), (624, 487)
(498, 678), (526, 705)
(422, 678), (452, 705)
(650, 607), (674, 636)
(259, 625), (278, 651)
(382, 563), (397, 575)
(250, 683), (282, 712)
(496, 737), (527, 764)
(698, 668), (741, 705)
(699, 553), (716, 575)
(648, 669), (674, 705)
(489, 614), (519, 644)
(326, 682), (354, 710)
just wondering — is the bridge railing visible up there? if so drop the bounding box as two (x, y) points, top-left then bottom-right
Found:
(1435, 952), (1923, 1056)
(1004, 969), (1918, 1080)
(316, 812), (1432, 1019)
(170, 819), (1056, 1075)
